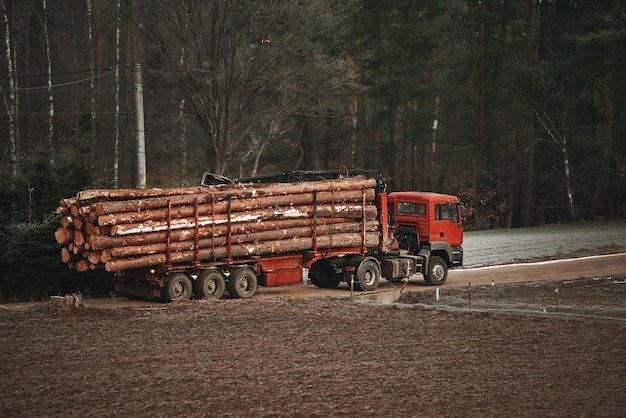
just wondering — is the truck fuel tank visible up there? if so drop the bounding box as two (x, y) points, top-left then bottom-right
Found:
(380, 257), (415, 280)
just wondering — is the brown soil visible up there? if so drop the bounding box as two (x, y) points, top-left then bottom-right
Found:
(1, 275), (625, 417)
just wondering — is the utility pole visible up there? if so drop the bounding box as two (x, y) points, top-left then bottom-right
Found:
(134, 63), (146, 188)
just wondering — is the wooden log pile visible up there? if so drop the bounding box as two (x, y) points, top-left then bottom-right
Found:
(55, 176), (380, 273)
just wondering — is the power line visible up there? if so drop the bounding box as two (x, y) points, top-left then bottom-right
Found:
(0, 65), (135, 82)
(15, 69), (118, 92)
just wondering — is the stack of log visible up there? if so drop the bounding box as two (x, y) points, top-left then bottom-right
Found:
(55, 176), (380, 273)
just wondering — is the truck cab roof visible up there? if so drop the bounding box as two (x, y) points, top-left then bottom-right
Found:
(388, 191), (460, 203)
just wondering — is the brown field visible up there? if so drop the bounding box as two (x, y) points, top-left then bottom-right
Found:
(1, 275), (625, 417)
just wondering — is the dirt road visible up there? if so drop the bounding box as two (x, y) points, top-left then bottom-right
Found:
(446, 252), (626, 286)
(2, 253), (625, 309)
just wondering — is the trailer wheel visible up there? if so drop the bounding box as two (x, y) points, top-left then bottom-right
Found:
(424, 256), (448, 286)
(162, 273), (193, 302)
(354, 258), (381, 291)
(195, 269), (226, 299)
(227, 268), (258, 299)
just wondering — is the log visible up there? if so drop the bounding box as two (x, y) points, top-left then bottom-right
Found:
(105, 232), (380, 272)
(109, 204), (378, 236)
(58, 197), (76, 208)
(61, 247), (82, 264)
(77, 182), (244, 203)
(49, 294), (82, 310)
(72, 215), (85, 230)
(100, 221), (379, 262)
(92, 177), (377, 215)
(87, 251), (103, 265)
(88, 217), (353, 250)
(59, 216), (73, 228)
(79, 175), (374, 204)
(96, 188), (375, 226)
(55, 227), (74, 245)
(73, 229), (86, 246)
(84, 221), (96, 235)
(74, 259), (92, 272)
(78, 205), (92, 216)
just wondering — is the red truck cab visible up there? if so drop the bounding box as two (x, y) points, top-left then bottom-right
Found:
(387, 191), (464, 279)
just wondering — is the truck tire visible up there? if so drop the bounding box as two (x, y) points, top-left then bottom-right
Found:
(227, 268), (258, 299)
(354, 258), (381, 291)
(162, 273), (193, 302)
(194, 269), (226, 299)
(424, 256), (448, 286)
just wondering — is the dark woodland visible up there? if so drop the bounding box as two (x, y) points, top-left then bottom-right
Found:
(1, 0), (624, 299)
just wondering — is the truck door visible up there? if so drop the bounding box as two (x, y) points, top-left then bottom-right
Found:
(433, 202), (463, 246)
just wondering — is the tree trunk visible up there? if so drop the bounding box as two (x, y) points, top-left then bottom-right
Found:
(87, 0), (97, 156)
(1, 0), (18, 177)
(96, 188), (375, 226)
(588, 75), (613, 219)
(100, 221), (378, 262)
(88, 217), (355, 251)
(113, 0), (121, 188)
(109, 204), (377, 236)
(42, 0), (54, 165)
(82, 175), (375, 205)
(519, 0), (541, 227)
(104, 232), (380, 272)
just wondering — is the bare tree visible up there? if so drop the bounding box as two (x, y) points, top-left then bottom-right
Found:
(140, 0), (257, 175)
(139, 0), (358, 177)
(86, 0), (97, 155)
(42, 0), (54, 165)
(535, 100), (580, 221)
(113, 0), (121, 188)
(1, 0), (18, 177)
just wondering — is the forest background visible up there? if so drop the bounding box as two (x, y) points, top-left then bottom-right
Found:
(1, 0), (625, 300)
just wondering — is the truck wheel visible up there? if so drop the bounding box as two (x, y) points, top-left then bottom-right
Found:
(195, 269), (226, 299)
(354, 258), (381, 291)
(227, 268), (258, 299)
(162, 273), (193, 302)
(425, 256), (448, 286)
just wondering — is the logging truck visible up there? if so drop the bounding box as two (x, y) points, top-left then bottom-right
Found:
(111, 171), (463, 301)
(56, 170), (463, 301)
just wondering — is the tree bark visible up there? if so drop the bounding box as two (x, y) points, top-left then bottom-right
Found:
(96, 188), (375, 226)
(104, 232), (380, 272)
(1, 0), (18, 177)
(86, 0), (97, 156)
(42, 0), (54, 165)
(100, 221), (378, 262)
(109, 204), (377, 236)
(113, 0), (121, 188)
(84, 175), (375, 207)
(88, 217), (354, 251)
